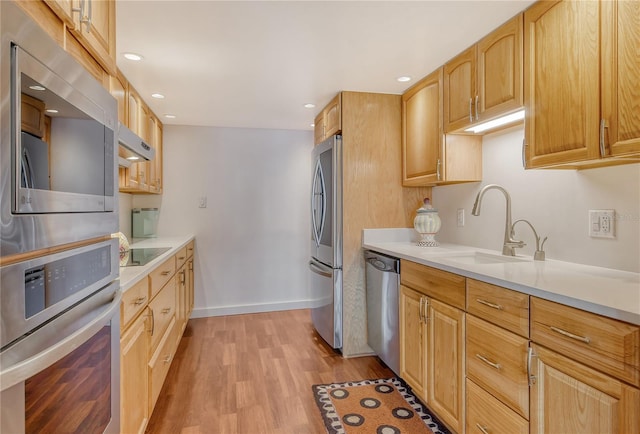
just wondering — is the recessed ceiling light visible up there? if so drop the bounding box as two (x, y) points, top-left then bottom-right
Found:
(310, 123), (315, 128)
(304, 103), (315, 109)
(45, 109), (58, 114)
(164, 114), (176, 119)
(29, 85), (46, 91)
(151, 93), (165, 99)
(396, 76), (412, 83)
(123, 52), (143, 61)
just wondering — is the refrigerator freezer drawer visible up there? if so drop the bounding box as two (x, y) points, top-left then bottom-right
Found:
(309, 259), (342, 349)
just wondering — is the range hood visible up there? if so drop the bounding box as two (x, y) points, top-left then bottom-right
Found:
(118, 123), (155, 167)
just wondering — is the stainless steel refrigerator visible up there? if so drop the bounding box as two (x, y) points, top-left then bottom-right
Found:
(309, 135), (342, 349)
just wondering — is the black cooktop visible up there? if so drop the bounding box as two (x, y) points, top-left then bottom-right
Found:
(120, 247), (171, 267)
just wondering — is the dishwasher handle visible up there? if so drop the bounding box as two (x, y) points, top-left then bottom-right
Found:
(364, 251), (399, 273)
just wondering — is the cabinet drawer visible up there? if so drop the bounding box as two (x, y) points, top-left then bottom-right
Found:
(466, 379), (528, 434)
(186, 240), (195, 259)
(149, 277), (177, 353)
(467, 279), (529, 337)
(401, 260), (466, 309)
(149, 255), (176, 298)
(175, 246), (188, 269)
(466, 315), (529, 419)
(531, 297), (640, 387)
(121, 278), (149, 331)
(149, 316), (177, 411)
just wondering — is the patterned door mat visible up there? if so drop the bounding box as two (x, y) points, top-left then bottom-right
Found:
(312, 378), (450, 434)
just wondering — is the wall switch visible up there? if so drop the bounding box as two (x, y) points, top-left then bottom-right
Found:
(589, 209), (615, 238)
(198, 196), (207, 208)
(457, 208), (465, 227)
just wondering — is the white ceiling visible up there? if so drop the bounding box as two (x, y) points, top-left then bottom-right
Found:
(116, 0), (536, 131)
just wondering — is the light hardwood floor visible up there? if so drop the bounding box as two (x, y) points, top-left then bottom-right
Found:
(144, 309), (393, 433)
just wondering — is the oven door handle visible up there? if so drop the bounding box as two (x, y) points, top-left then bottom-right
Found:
(0, 289), (122, 392)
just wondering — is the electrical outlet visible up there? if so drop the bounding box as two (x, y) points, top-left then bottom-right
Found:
(198, 196), (207, 208)
(589, 210), (615, 238)
(457, 208), (465, 227)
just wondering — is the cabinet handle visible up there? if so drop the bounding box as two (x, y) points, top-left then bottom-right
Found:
(87, 0), (92, 32)
(161, 270), (171, 276)
(475, 353), (501, 370)
(423, 298), (429, 322)
(178, 256), (185, 260)
(550, 326), (591, 344)
(469, 98), (474, 123)
(188, 262), (193, 272)
(527, 346), (537, 386)
(599, 119), (607, 157)
(475, 298), (503, 310)
(436, 159), (441, 181)
(161, 307), (171, 314)
(476, 423), (490, 434)
(134, 296), (146, 305)
(179, 270), (186, 284)
(419, 298), (424, 323)
(475, 95), (479, 121)
(163, 355), (172, 364)
(147, 309), (155, 336)
(522, 138), (527, 169)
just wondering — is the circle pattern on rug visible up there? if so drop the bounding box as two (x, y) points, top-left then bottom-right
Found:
(392, 407), (414, 420)
(330, 389), (349, 399)
(375, 384), (394, 394)
(342, 413), (365, 426)
(360, 397), (381, 409)
(377, 424), (401, 434)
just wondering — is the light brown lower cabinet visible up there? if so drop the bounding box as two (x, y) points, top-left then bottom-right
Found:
(149, 316), (178, 410)
(466, 378), (528, 434)
(529, 343), (640, 434)
(120, 308), (150, 434)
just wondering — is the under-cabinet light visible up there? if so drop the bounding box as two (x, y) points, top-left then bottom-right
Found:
(126, 156), (140, 161)
(465, 109), (525, 133)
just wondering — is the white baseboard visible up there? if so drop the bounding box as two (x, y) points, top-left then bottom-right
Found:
(190, 298), (325, 318)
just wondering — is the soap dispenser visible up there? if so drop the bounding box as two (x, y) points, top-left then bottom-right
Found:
(414, 198), (441, 247)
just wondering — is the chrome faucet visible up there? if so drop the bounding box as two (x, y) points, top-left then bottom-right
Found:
(471, 184), (525, 256)
(512, 219), (548, 261)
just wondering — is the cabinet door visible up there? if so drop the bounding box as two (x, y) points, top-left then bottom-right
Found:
(530, 344), (640, 434)
(70, 0), (116, 74)
(187, 258), (194, 316)
(120, 310), (150, 434)
(176, 264), (187, 336)
(524, 0), (601, 168)
(399, 285), (426, 400)
(601, 0), (640, 158)
(109, 71), (128, 126)
(402, 68), (442, 186)
(150, 117), (163, 193)
(444, 45), (476, 132)
(43, 0), (75, 27)
(427, 298), (465, 434)
(477, 14), (523, 122)
(323, 94), (341, 138)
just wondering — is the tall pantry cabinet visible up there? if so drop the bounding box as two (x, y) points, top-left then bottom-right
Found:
(314, 92), (431, 357)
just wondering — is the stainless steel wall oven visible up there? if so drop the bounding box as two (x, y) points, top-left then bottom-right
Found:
(1, 3), (120, 433)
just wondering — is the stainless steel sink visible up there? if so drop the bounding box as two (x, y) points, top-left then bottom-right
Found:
(439, 251), (529, 265)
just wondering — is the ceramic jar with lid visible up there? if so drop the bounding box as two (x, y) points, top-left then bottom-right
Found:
(414, 198), (441, 247)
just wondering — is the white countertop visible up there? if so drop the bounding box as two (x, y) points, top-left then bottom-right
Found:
(363, 229), (640, 325)
(118, 235), (194, 292)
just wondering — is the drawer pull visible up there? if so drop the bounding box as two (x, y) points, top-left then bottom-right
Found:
(476, 423), (490, 434)
(161, 307), (171, 314)
(161, 270), (171, 276)
(163, 355), (172, 364)
(550, 326), (591, 344)
(133, 296), (146, 305)
(178, 256), (185, 260)
(476, 353), (501, 370)
(476, 298), (503, 310)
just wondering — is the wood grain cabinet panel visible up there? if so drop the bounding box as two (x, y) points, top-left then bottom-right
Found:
(68, 0), (116, 75)
(400, 260), (466, 310)
(466, 379), (528, 434)
(466, 278), (529, 338)
(314, 94), (341, 144)
(148, 277), (177, 354)
(530, 343), (640, 434)
(149, 316), (178, 412)
(149, 255), (176, 298)
(399, 285), (427, 399)
(121, 277), (148, 330)
(531, 297), (640, 387)
(524, 0), (640, 168)
(466, 315), (529, 419)
(120, 309), (150, 434)
(21, 94), (46, 138)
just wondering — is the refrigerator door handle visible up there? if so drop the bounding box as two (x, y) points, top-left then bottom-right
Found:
(309, 259), (332, 278)
(311, 159), (326, 248)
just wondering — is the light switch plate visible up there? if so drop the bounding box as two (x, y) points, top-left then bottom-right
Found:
(589, 209), (615, 238)
(457, 208), (465, 227)
(198, 196), (207, 208)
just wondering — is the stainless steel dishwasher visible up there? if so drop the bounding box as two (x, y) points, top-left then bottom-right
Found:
(364, 250), (400, 375)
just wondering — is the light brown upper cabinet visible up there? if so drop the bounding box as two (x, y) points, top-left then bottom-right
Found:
(402, 68), (482, 187)
(524, 0), (640, 169)
(109, 69), (128, 126)
(68, 0), (117, 75)
(444, 14), (523, 134)
(314, 94), (341, 144)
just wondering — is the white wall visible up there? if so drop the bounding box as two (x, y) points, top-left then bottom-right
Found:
(433, 126), (640, 273)
(131, 125), (314, 317)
